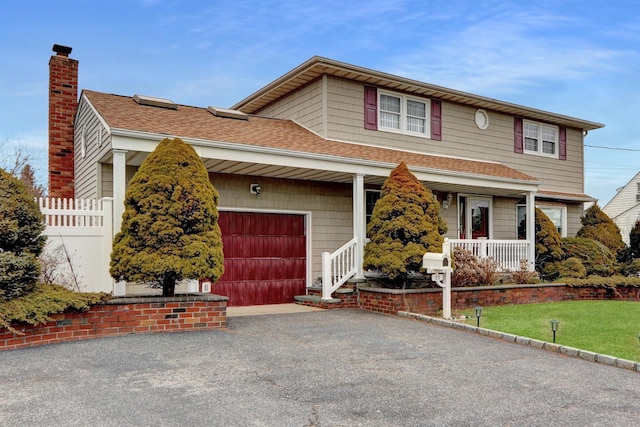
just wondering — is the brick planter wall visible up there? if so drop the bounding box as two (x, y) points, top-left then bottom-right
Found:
(0, 294), (228, 351)
(358, 283), (640, 316)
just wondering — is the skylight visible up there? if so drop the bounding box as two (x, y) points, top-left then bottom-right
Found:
(133, 94), (177, 110)
(207, 106), (248, 120)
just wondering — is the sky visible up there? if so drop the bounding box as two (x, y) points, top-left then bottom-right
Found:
(1, 0), (639, 205)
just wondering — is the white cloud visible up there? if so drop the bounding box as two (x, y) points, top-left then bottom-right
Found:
(386, 6), (627, 96)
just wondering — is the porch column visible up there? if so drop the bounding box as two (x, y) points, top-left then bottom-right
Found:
(353, 173), (365, 279)
(112, 149), (128, 236)
(526, 190), (536, 271)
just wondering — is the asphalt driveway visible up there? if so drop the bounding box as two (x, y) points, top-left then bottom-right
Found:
(1, 309), (639, 426)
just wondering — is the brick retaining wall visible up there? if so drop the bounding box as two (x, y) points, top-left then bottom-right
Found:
(359, 283), (640, 316)
(0, 294), (228, 351)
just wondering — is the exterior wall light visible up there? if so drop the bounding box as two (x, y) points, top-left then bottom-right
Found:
(442, 192), (453, 209)
(550, 319), (560, 343)
(250, 184), (262, 196)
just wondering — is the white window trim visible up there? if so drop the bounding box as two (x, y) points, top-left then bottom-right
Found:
(523, 120), (559, 159)
(378, 90), (431, 138)
(538, 205), (567, 238)
(517, 204), (567, 238)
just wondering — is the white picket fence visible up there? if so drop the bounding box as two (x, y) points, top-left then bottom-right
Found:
(38, 197), (114, 294)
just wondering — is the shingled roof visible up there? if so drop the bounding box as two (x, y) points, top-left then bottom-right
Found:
(84, 90), (539, 185)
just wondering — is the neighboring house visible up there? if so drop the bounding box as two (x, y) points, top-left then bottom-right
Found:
(603, 171), (640, 245)
(48, 45), (604, 305)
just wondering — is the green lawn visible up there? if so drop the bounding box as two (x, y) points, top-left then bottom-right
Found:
(462, 301), (640, 362)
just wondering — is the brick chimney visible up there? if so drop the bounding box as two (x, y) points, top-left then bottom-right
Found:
(48, 44), (78, 199)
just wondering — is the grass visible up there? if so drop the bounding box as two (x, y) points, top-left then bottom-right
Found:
(461, 301), (640, 362)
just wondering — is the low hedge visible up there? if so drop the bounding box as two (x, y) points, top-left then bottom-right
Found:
(0, 284), (110, 334)
(563, 275), (640, 288)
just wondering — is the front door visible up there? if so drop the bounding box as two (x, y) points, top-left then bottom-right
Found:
(459, 196), (492, 239)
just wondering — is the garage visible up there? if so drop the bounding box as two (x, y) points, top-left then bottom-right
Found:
(212, 211), (307, 306)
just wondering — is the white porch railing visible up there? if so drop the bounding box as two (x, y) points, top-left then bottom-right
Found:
(446, 238), (531, 272)
(321, 237), (358, 300)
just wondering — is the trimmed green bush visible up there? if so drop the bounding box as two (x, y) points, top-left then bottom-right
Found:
(563, 275), (640, 288)
(544, 256), (587, 279)
(560, 237), (616, 277)
(363, 162), (446, 287)
(577, 203), (627, 260)
(110, 138), (224, 297)
(620, 259), (640, 277)
(0, 168), (46, 300)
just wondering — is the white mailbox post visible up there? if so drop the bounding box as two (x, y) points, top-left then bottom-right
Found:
(422, 250), (453, 319)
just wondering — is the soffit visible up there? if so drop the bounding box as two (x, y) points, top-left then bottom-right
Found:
(232, 56), (604, 131)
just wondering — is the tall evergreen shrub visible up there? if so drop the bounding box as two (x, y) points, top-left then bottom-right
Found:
(577, 203), (626, 260)
(363, 162), (447, 287)
(110, 138), (224, 296)
(0, 168), (46, 300)
(628, 218), (640, 259)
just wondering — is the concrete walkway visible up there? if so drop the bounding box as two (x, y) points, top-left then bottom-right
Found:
(1, 309), (638, 426)
(227, 303), (324, 317)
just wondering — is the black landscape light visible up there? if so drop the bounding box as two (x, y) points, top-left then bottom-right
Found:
(550, 319), (560, 343)
(474, 306), (482, 327)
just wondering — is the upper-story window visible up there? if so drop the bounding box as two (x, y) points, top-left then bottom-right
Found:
(515, 117), (566, 160)
(524, 120), (559, 158)
(378, 91), (430, 137)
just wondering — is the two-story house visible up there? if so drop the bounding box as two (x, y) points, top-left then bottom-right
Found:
(48, 46), (603, 305)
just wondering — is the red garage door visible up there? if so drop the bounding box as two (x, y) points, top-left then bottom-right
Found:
(213, 212), (306, 306)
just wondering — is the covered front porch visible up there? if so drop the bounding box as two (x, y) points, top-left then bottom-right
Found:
(320, 173), (537, 300)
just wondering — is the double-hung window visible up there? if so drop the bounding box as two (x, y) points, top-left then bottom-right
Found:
(524, 120), (559, 158)
(379, 91), (429, 137)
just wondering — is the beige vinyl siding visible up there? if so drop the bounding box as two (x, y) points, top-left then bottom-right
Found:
(74, 98), (112, 199)
(257, 79), (325, 135)
(566, 203), (584, 237)
(99, 164), (137, 198)
(492, 197), (518, 239)
(210, 173), (353, 281)
(438, 196), (459, 239)
(321, 78), (585, 196)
